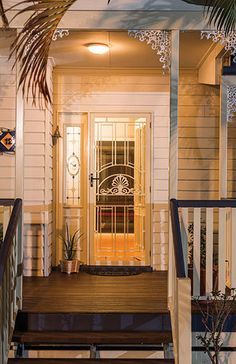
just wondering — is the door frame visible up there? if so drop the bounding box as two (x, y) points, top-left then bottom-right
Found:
(88, 112), (152, 266)
(54, 111), (152, 267)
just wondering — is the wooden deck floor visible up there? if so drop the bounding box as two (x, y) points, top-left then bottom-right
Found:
(22, 271), (168, 313)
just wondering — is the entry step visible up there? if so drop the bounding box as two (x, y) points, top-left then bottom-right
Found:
(12, 331), (173, 345)
(8, 359), (174, 364)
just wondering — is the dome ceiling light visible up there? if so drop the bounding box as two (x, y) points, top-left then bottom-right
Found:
(86, 43), (110, 55)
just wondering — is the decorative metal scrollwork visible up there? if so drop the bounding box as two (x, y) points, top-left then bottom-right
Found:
(52, 29), (70, 41)
(25, 29), (69, 55)
(201, 31), (236, 122)
(100, 174), (134, 196)
(201, 31), (236, 63)
(227, 86), (236, 122)
(128, 30), (171, 71)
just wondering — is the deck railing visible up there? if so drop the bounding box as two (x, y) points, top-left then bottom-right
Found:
(169, 198), (192, 364)
(0, 199), (23, 364)
(171, 199), (236, 296)
(170, 198), (236, 363)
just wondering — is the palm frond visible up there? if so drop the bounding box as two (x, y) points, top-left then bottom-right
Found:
(10, 0), (77, 105)
(182, 0), (236, 33)
(0, 0), (9, 27)
(9, 0), (113, 105)
(204, 0), (236, 34)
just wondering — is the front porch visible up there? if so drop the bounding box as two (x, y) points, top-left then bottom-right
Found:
(11, 271), (172, 361)
(22, 270), (168, 313)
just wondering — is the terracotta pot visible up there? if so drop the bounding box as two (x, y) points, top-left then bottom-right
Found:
(60, 259), (80, 274)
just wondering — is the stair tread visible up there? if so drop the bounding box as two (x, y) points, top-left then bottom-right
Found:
(8, 359), (174, 364)
(12, 331), (172, 345)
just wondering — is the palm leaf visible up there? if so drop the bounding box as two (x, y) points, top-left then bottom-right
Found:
(9, 0), (78, 105)
(0, 0), (9, 27)
(9, 0), (112, 105)
(182, 0), (236, 33)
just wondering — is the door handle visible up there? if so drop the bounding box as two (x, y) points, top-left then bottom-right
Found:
(90, 173), (99, 187)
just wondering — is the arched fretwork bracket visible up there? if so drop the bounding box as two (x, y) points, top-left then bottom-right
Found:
(52, 29), (69, 41)
(227, 85), (236, 122)
(201, 31), (236, 122)
(128, 30), (171, 71)
(201, 31), (236, 63)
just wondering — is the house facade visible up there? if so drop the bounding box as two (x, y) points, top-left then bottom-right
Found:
(0, 0), (233, 277)
(1, 0), (236, 363)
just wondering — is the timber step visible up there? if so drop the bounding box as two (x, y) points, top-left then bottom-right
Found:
(8, 360), (174, 364)
(12, 331), (173, 345)
(15, 312), (171, 332)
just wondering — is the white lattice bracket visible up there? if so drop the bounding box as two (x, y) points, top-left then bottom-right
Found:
(128, 30), (171, 71)
(52, 29), (70, 41)
(24, 29), (69, 55)
(201, 31), (236, 62)
(227, 85), (236, 122)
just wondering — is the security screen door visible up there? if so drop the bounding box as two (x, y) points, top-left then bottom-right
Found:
(89, 114), (151, 265)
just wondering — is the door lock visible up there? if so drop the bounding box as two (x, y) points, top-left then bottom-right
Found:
(90, 173), (99, 187)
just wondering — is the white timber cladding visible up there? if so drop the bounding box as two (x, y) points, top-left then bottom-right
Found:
(0, 57), (16, 199)
(54, 69), (170, 270)
(178, 70), (220, 200)
(23, 60), (54, 277)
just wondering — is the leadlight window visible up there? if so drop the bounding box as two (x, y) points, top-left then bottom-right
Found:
(65, 126), (81, 205)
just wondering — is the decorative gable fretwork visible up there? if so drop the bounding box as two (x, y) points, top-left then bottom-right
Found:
(128, 30), (171, 71)
(227, 86), (236, 122)
(201, 31), (236, 122)
(201, 31), (236, 63)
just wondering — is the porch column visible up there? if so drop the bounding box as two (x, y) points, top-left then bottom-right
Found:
(169, 30), (179, 200)
(168, 30), (180, 300)
(15, 67), (24, 201)
(219, 76), (228, 199)
(15, 62), (24, 309)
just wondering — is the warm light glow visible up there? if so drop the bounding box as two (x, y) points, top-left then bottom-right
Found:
(87, 43), (109, 55)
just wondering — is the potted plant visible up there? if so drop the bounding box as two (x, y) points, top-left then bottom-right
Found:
(60, 223), (82, 274)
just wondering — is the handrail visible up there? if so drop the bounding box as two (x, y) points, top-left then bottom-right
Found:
(0, 198), (23, 364)
(0, 198), (22, 286)
(0, 199), (15, 206)
(174, 199), (236, 208)
(169, 198), (192, 364)
(170, 198), (187, 278)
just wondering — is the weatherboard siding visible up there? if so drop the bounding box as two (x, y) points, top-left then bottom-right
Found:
(178, 70), (220, 200)
(0, 57), (16, 200)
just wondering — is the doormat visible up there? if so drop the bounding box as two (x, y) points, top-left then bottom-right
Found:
(80, 265), (153, 276)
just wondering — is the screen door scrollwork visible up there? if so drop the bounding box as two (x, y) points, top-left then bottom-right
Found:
(91, 115), (149, 265)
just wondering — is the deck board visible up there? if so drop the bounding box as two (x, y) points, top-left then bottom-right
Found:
(22, 271), (168, 313)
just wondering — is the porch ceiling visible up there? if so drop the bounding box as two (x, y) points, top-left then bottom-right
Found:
(4, 0), (204, 11)
(3, 0), (207, 30)
(50, 30), (213, 69)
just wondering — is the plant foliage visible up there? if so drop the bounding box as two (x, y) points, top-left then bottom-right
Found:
(60, 222), (83, 261)
(188, 222), (206, 268)
(2, 0), (236, 104)
(9, 0), (79, 105)
(194, 290), (236, 364)
(8, 0), (112, 105)
(0, 0), (9, 27)
(182, 0), (236, 34)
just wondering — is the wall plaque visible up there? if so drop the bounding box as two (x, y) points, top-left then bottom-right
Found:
(0, 129), (16, 154)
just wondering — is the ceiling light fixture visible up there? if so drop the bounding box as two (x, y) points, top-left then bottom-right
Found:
(87, 43), (110, 55)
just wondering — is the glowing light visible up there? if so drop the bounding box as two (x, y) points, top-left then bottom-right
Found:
(87, 43), (109, 55)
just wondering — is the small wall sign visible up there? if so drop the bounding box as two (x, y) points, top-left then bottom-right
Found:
(0, 129), (16, 154)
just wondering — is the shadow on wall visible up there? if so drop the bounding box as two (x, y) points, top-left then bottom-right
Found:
(228, 117), (236, 198)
